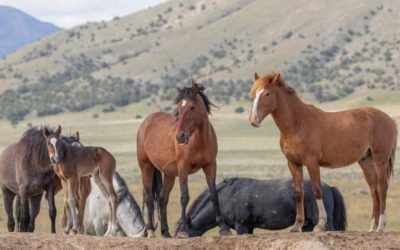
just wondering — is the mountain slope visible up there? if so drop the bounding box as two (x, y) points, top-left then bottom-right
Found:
(0, 0), (399, 124)
(0, 5), (61, 58)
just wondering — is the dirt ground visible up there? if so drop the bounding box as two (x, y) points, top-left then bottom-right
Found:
(0, 232), (399, 250)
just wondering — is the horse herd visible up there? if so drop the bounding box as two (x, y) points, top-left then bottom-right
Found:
(0, 71), (397, 238)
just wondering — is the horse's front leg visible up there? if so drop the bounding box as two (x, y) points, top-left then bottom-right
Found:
(305, 163), (327, 232)
(18, 185), (30, 232)
(203, 161), (231, 236)
(67, 177), (79, 235)
(28, 194), (42, 232)
(46, 180), (57, 233)
(288, 160), (305, 232)
(176, 164), (190, 238)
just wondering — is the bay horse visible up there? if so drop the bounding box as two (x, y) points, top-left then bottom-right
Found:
(249, 71), (397, 232)
(43, 125), (118, 236)
(137, 81), (231, 238)
(0, 127), (80, 233)
(177, 177), (347, 236)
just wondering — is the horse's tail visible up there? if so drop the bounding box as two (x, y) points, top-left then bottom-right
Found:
(142, 168), (162, 228)
(330, 186), (347, 231)
(387, 136), (397, 183)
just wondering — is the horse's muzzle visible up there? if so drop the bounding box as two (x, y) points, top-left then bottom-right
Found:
(176, 133), (189, 144)
(250, 114), (261, 127)
(50, 156), (58, 165)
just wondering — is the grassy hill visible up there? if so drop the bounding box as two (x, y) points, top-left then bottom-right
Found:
(0, 0), (399, 124)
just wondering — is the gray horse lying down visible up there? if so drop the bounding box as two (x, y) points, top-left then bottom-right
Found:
(84, 171), (146, 237)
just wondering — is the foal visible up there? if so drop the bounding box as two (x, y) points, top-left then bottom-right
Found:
(249, 71), (397, 232)
(44, 126), (118, 236)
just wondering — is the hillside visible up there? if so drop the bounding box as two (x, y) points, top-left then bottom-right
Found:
(0, 0), (399, 124)
(0, 5), (61, 58)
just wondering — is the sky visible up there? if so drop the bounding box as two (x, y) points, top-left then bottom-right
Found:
(0, 0), (167, 28)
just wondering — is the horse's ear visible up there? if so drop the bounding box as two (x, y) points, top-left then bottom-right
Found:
(176, 87), (182, 93)
(273, 72), (282, 85)
(192, 82), (200, 95)
(74, 131), (80, 141)
(43, 127), (51, 138)
(55, 125), (62, 137)
(254, 72), (260, 80)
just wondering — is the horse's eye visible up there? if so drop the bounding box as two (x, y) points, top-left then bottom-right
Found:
(190, 106), (195, 110)
(266, 92), (270, 96)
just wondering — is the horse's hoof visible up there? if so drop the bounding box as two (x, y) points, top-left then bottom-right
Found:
(162, 232), (172, 238)
(175, 231), (189, 238)
(289, 225), (302, 232)
(219, 229), (232, 236)
(69, 229), (77, 235)
(313, 225), (325, 232)
(147, 230), (156, 238)
(375, 227), (384, 233)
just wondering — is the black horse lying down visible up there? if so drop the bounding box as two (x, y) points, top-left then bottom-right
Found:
(176, 178), (346, 236)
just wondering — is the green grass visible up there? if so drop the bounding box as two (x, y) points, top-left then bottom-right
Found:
(0, 95), (399, 234)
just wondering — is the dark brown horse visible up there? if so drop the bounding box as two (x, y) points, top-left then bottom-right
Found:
(249, 71), (397, 232)
(137, 82), (231, 238)
(0, 127), (80, 233)
(43, 125), (118, 236)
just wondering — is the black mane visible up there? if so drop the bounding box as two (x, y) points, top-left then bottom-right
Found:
(20, 126), (80, 168)
(20, 126), (53, 168)
(174, 83), (215, 114)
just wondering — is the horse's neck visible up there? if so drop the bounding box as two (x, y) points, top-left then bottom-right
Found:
(271, 89), (307, 135)
(193, 117), (213, 144)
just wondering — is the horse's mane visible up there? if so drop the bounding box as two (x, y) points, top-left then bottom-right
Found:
(174, 83), (215, 114)
(249, 71), (296, 98)
(113, 172), (138, 206)
(19, 126), (53, 168)
(19, 126), (81, 169)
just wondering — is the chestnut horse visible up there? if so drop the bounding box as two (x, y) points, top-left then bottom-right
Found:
(0, 127), (80, 233)
(249, 71), (397, 232)
(43, 125), (118, 236)
(55, 132), (92, 235)
(137, 82), (231, 238)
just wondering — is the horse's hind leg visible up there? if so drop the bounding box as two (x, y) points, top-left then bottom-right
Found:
(2, 187), (16, 232)
(67, 177), (79, 235)
(373, 154), (390, 232)
(46, 180), (57, 233)
(99, 169), (118, 236)
(28, 194), (42, 232)
(93, 170), (114, 236)
(140, 162), (157, 238)
(358, 156), (380, 231)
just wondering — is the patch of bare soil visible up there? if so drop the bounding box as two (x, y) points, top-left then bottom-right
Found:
(0, 232), (399, 250)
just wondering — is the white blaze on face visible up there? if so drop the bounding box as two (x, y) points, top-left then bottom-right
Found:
(182, 99), (187, 107)
(50, 137), (58, 159)
(251, 89), (264, 119)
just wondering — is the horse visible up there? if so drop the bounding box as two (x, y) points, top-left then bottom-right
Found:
(176, 177), (347, 236)
(84, 171), (146, 237)
(249, 71), (397, 232)
(43, 125), (118, 236)
(137, 81), (231, 238)
(0, 127), (80, 233)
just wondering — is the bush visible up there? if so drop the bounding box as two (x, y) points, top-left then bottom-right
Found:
(235, 106), (245, 113)
(103, 105), (116, 113)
